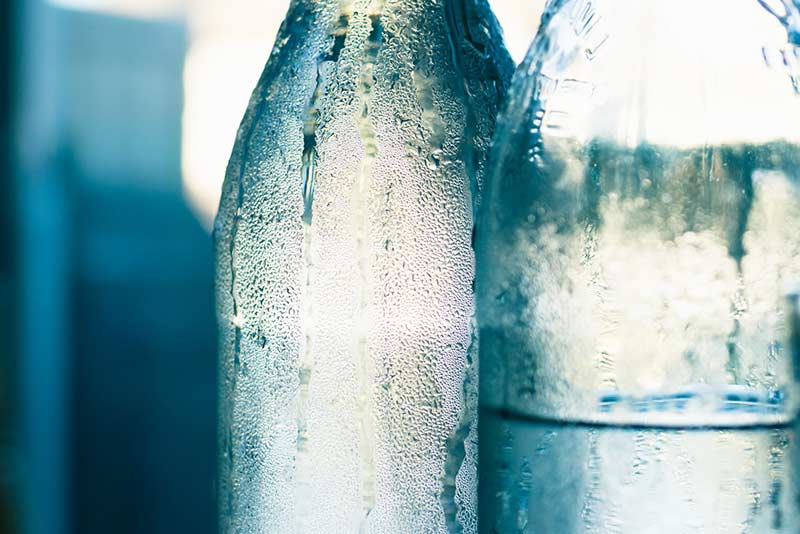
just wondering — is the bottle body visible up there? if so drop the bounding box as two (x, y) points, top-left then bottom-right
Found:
(478, 1), (800, 531)
(480, 412), (800, 533)
(477, 0), (800, 428)
(214, 1), (512, 532)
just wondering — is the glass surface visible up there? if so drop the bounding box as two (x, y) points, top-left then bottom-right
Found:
(477, 0), (800, 429)
(480, 411), (800, 533)
(214, 1), (512, 532)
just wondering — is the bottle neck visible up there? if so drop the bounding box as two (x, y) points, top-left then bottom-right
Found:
(521, 0), (800, 148)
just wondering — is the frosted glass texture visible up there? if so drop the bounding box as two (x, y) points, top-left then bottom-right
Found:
(480, 412), (800, 533)
(214, 1), (512, 533)
(477, 0), (800, 428)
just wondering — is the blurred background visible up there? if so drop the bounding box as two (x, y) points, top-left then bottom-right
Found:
(0, 0), (544, 533)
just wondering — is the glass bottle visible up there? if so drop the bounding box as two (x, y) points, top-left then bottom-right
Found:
(477, 0), (800, 531)
(479, 0), (800, 431)
(214, 1), (512, 533)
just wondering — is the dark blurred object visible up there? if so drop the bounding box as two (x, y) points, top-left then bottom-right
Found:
(1, 0), (18, 530)
(13, 3), (217, 534)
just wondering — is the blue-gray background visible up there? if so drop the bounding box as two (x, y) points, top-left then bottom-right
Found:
(4, 6), (216, 534)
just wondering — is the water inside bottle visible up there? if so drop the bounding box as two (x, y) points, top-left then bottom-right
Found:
(479, 140), (800, 428)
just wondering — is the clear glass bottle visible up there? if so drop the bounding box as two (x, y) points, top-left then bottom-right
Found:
(479, 0), (800, 428)
(214, 1), (512, 533)
(477, 0), (800, 531)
